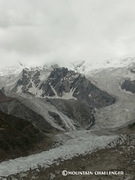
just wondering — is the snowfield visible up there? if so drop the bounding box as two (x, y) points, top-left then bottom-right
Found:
(0, 130), (118, 177)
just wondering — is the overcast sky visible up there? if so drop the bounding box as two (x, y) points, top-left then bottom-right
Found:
(0, 0), (135, 67)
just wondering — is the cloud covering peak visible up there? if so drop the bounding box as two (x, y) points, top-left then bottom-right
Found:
(0, 0), (135, 67)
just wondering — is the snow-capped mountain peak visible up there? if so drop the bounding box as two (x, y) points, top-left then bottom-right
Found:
(0, 65), (24, 76)
(0, 56), (135, 76)
(66, 56), (135, 75)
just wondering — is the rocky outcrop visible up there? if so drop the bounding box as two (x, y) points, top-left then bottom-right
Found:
(12, 69), (33, 93)
(121, 79), (135, 93)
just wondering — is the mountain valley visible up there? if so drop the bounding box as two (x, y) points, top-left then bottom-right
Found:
(0, 58), (135, 179)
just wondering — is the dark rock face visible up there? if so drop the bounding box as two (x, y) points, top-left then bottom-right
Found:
(40, 67), (73, 97)
(130, 69), (135, 73)
(43, 68), (115, 108)
(12, 69), (31, 92)
(32, 71), (41, 85)
(12, 68), (40, 93)
(130, 66), (135, 73)
(72, 75), (115, 108)
(39, 83), (55, 97)
(121, 79), (135, 93)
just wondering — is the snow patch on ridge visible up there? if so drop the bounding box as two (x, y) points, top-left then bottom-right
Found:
(61, 88), (77, 100)
(28, 80), (43, 97)
(43, 84), (77, 100)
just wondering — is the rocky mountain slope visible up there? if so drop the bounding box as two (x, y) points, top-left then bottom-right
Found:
(0, 90), (56, 133)
(121, 78), (135, 93)
(0, 58), (135, 179)
(0, 110), (51, 162)
(9, 67), (115, 108)
(0, 67), (116, 131)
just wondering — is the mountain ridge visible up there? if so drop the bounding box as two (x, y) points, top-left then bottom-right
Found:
(0, 56), (135, 76)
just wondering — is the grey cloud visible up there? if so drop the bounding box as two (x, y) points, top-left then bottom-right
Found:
(0, 0), (135, 67)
